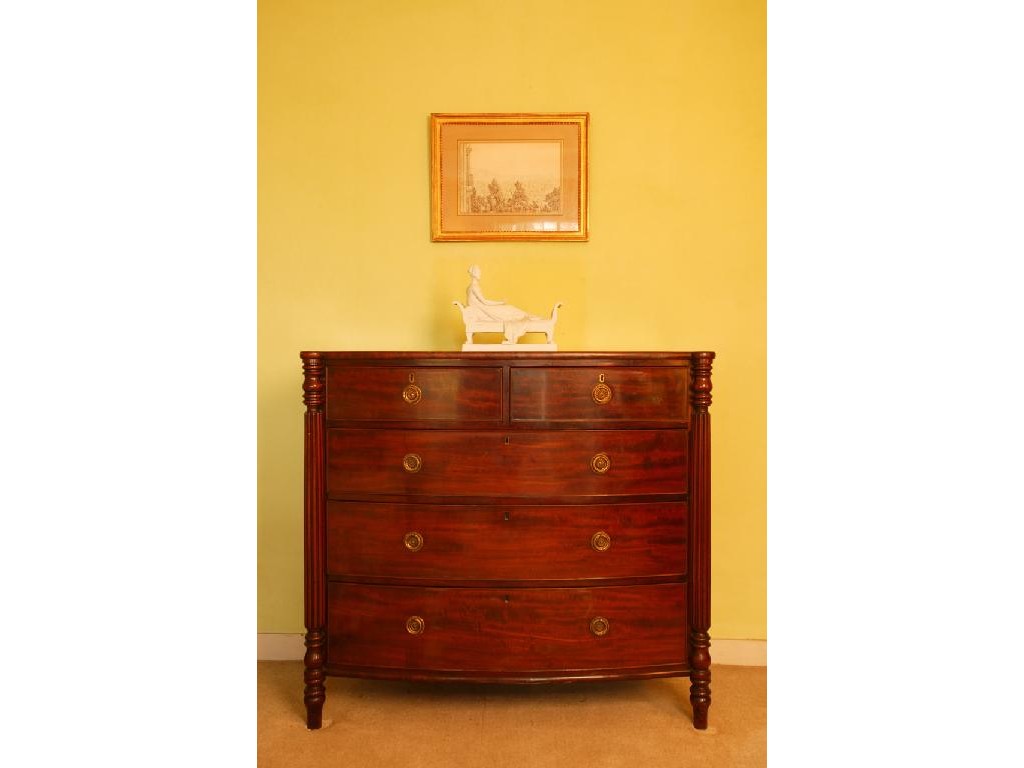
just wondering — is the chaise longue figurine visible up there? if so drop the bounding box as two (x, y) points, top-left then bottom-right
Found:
(453, 265), (562, 351)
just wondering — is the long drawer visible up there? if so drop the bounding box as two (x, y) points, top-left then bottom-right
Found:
(326, 583), (688, 672)
(326, 429), (688, 498)
(326, 501), (688, 581)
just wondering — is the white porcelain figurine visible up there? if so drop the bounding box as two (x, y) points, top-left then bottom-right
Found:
(453, 265), (561, 351)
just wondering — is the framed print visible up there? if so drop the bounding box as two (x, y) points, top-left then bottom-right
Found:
(430, 112), (589, 241)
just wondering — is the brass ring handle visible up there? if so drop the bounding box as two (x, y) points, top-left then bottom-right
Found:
(592, 373), (612, 405)
(406, 616), (425, 635)
(590, 531), (611, 551)
(402, 383), (422, 404)
(590, 616), (610, 637)
(402, 372), (422, 404)
(403, 532), (424, 552)
(590, 452), (611, 474)
(402, 453), (422, 473)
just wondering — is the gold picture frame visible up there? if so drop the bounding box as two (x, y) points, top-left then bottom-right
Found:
(430, 112), (589, 242)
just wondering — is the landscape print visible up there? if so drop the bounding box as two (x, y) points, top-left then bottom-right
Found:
(457, 140), (563, 215)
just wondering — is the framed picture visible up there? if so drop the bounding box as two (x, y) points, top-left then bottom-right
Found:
(430, 112), (589, 242)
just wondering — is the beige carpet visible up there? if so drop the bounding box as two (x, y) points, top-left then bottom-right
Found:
(259, 662), (766, 767)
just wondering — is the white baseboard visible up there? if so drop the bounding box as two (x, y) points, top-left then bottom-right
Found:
(258, 633), (306, 660)
(712, 639), (766, 666)
(257, 634), (765, 666)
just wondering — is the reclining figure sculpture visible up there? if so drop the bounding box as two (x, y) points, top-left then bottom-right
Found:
(453, 265), (561, 349)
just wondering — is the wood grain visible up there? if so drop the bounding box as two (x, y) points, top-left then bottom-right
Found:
(301, 351), (714, 729)
(688, 351), (714, 729)
(321, 664), (689, 684)
(327, 582), (688, 672)
(510, 366), (688, 424)
(300, 352), (327, 729)
(326, 428), (687, 498)
(326, 501), (687, 581)
(325, 365), (502, 422)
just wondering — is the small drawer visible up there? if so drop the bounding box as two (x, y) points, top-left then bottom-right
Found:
(326, 501), (688, 581)
(327, 583), (688, 672)
(326, 429), (688, 498)
(325, 366), (502, 423)
(510, 366), (689, 425)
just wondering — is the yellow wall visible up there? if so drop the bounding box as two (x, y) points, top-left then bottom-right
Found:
(258, 0), (765, 639)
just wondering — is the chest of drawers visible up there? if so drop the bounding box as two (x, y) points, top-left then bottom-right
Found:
(300, 351), (715, 729)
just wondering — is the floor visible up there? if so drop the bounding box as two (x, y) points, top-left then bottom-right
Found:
(258, 662), (766, 767)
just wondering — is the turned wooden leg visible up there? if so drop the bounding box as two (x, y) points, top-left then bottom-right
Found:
(687, 351), (714, 729)
(689, 630), (712, 729)
(303, 628), (326, 729)
(302, 353), (327, 729)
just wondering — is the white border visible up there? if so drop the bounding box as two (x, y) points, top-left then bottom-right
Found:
(1, 2), (255, 763)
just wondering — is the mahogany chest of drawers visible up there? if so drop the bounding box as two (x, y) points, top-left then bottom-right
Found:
(300, 351), (715, 728)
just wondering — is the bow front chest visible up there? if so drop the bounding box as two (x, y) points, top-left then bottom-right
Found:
(300, 351), (714, 728)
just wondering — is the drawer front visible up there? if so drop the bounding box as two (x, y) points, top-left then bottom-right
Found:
(326, 429), (687, 498)
(325, 366), (502, 422)
(327, 583), (687, 672)
(510, 367), (688, 424)
(326, 501), (687, 581)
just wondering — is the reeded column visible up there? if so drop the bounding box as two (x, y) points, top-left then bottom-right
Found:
(301, 352), (326, 729)
(688, 351), (714, 729)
